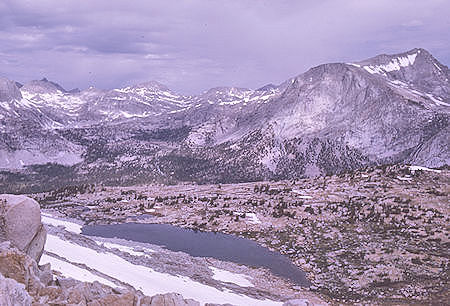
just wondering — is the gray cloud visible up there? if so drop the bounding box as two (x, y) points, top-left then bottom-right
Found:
(0, 0), (449, 94)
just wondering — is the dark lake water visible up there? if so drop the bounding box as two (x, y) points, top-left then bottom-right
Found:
(82, 223), (310, 287)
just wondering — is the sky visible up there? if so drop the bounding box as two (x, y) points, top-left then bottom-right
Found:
(0, 0), (449, 94)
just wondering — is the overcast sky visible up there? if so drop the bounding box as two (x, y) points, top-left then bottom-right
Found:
(0, 0), (449, 94)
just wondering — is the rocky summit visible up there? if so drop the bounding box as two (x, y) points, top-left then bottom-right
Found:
(0, 48), (449, 192)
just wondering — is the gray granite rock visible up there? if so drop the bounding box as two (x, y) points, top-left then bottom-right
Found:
(0, 273), (32, 306)
(0, 194), (46, 262)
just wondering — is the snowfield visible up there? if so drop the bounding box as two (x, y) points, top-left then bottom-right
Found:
(210, 267), (254, 287)
(40, 254), (119, 288)
(41, 213), (83, 234)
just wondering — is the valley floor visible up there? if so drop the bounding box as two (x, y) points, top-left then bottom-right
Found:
(33, 164), (449, 305)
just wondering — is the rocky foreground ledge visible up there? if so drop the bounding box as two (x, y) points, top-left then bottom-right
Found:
(0, 194), (321, 305)
(0, 194), (201, 305)
(0, 241), (201, 305)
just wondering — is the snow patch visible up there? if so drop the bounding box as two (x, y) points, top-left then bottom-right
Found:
(41, 214), (83, 234)
(433, 62), (442, 72)
(363, 53), (418, 75)
(219, 100), (243, 106)
(292, 190), (313, 199)
(409, 165), (441, 173)
(210, 267), (254, 287)
(245, 213), (261, 225)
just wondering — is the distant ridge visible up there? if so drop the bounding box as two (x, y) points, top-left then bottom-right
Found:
(0, 48), (448, 192)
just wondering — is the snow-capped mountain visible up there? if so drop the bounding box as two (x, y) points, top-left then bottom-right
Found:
(352, 48), (449, 106)
(0, 48), (448, 191)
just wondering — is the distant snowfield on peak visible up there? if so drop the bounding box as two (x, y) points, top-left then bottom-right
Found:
(361, 52), (418, 75)
(10, 81), (283, 128)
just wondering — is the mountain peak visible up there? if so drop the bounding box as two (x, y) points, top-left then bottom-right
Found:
(133, 80), (170, 91)
(0, 77), (22, 102)
(349, 48), (448, 96)
(353, 47), (446, 74)
(256, 84), (278, 92)
(22, 78), (68, 94)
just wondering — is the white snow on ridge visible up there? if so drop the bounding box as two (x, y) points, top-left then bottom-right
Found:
(21, 91), (85, 111)
(210, 267), (254, 287)
(362, 53), (418, 75)
(363, 66), (384, 75)
(433, 62), (442, 72)
(43, 234), (281, 306)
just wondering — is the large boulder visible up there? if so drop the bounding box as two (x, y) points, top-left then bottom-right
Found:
(141, 292), (200, 306)
(0, 194), (47, 262)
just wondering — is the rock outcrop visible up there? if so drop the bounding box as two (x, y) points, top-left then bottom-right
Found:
(0, 272), (32, 306)
(0, 194), (47, 262)
(141, 293), (200, 306)
(0, 241), (50, 298)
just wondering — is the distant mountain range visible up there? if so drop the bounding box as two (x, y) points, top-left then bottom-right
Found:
(0, 48), (448, 192)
